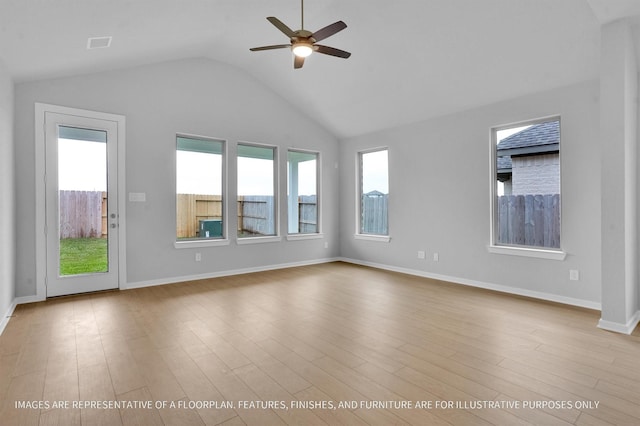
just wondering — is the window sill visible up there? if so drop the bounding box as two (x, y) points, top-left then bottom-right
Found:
(237, 236), (282, 245)
(354, 234), (391, 243)
(175, 239), (230, 249)
(286, 233), (324, 241)
(487, 244), (566, 260)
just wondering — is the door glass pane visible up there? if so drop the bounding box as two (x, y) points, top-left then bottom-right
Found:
(57, 126), (108, 276)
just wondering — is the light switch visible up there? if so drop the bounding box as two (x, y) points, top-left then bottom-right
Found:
(129, 192), (146, 202)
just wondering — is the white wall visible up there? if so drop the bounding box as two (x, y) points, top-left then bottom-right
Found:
(598, 19), (639, 333)
(0, 58), (16, 329)
(14, 58), (340, 297)
(340, 80), (602, 307)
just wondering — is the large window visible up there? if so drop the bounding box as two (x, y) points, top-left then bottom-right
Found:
(237, 143), (277, 238)
(492, 117), (561, 250)
(176, 135), (225, 241)
(288, 150), (319, 234)
(358, 148), (389, 236)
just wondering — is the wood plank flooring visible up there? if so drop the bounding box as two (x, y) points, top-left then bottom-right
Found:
(1, 261), (640, 425)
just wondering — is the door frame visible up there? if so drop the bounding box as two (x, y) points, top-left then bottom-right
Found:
(35, 103), (126, 300)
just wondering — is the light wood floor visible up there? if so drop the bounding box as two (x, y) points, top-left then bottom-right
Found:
(1, 262), (640, 425)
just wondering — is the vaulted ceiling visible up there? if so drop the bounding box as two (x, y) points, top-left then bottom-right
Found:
(1, 0), (640, 139)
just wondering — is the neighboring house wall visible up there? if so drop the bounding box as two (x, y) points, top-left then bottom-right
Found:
(511, 153), (560, 195)
(502, 180), (512, 195)
(339, 79), (601, 306)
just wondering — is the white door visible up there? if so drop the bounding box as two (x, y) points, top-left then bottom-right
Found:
(44, 111), (120, 297)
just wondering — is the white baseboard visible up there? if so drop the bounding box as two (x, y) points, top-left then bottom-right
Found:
(0, 300), (17, 336)
(124, 257), (341, 290)
(339, 257), (601, 311)
(2, 295), (46, 336)
(598, 311), (640, 335)
(15, 295), (45, 305)
(7, 257), (608, 335)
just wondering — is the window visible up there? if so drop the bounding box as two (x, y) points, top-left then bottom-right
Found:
(287, 150), (319, 234)
(492, 117), (561, 250)
(237, 143), (277, 238)
(176, 135), (225, 241)
(358, 148), (389, 236)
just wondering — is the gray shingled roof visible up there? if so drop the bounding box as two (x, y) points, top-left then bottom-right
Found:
(497, 120), (559, 151)
(497, 155), (512, 171)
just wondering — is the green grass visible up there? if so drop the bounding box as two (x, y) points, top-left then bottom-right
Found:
(59, 238), (108, 275)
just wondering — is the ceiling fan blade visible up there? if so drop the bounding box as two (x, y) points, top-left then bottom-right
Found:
(294, 55), (305, 69)
(250, 44), (291, 52)
(315, 45), (351, 59)
(267, 16), (296, 38)
(311, 21), (347, 42)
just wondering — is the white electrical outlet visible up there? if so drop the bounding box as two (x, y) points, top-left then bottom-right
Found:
(417, 251), (426, 259)
(324, 242), (329, 249)
(433, 253), (439, 262)
(569, 269), (579, 281)
(195, 253), (202, 262)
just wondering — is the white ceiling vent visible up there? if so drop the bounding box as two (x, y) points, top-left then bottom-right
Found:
(87, 36), (112, 49)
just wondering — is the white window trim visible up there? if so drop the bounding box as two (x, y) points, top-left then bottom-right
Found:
(237, 236), (282, 245)
(489, 115), (566, 260)
(176, 133), (228, 243)
(174, 239), (230, 249)
(354, 233), (391, 243)
(356, 147), (389, 238)
(487, 244), (566, 260)
(287, 233), (324, 241)
(287, 148), (321, 236)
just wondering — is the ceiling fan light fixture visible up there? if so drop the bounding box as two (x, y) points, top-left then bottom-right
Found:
(250, 0), (350, 69)
(292, 42), (313, 57)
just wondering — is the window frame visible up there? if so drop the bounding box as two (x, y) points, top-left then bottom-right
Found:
(286, 148), (323, 240)
(488, 115), (565, 260)
(236, 141), (280, 244)
(174, 133), (229, 249)
(355, 147), (390, 242)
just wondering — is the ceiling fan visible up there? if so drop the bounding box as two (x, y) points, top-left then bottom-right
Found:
(249, 0), (351, 69)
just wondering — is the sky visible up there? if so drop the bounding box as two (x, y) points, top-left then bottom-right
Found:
(58, 139), (107, 191)
(60, 134), (512, 197)
(59, 138), (317, 195)
(176, 150), (222, 195)
(361, 149), (388, 194)
(497, 125), (530, 142)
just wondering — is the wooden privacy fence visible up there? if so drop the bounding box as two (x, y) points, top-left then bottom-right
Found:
(177, 194), (222, 238)
(177, 194), (317, 238)
(361, 193), (388, 235)
(237, 196), (275, 236)
(59, 190), (107, 239)
(298, 195), (317, 233)
(497, 194), (560, 248)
